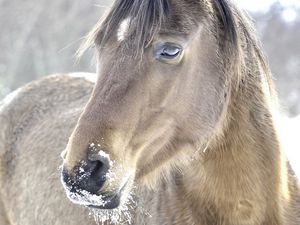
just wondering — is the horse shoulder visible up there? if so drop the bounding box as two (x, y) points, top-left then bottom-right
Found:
(1, 73), (95, 167)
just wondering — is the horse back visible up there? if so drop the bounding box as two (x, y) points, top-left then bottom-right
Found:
(0, 74), (99, 225)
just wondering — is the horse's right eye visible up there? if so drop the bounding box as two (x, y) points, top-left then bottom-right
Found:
(153, 42), (184, 64)
(160, 45), (181, 58)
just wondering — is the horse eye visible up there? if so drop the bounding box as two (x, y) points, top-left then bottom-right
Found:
(161, 45), (181, 57)
(154, 42), (183, 63)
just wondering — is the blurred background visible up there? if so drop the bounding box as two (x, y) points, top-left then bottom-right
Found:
(0, 0), (299, 117)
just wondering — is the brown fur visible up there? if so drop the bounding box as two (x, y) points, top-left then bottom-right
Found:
(0, 0), (299, 224)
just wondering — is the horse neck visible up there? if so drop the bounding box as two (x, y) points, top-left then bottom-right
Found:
(179, 77), (290, 224)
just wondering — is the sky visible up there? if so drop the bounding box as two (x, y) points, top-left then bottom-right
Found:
(236, 0), (300, 22)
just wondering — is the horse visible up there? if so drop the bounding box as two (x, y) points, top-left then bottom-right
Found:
(0, 0), (299, 224)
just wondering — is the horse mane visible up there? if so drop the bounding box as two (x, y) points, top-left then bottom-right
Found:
(77, 0), (274, 98)
(77, 0), (170, 57)
(214, 0), (237, 47)
(104, 0), (170, 49)
(78, 0), (237, 54)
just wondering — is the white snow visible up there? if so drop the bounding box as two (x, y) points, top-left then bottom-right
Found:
(98, 150), (110, 161)
(62, 164), (135, 224)
(89, 191), (135, 225)
(66, 188), (106, 207)
(89, 143), (114, 168)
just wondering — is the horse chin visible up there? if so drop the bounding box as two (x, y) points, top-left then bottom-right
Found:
(87, 193), (121, 210)
(89, 175), (134, 210)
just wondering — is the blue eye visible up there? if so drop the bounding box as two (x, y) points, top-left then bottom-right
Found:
(154, 42), (183, 62)
(161, 45), (181, 57)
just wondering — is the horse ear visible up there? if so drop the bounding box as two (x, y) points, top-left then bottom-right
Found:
(213, 0), (237, 47)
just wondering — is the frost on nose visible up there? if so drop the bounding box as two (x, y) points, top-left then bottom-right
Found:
(88, 143), (114, 168)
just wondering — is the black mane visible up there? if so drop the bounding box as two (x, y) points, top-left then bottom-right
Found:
(98, 0), (170, 51)
(214, 0), (238, 47)
(90, 0), (238, 55)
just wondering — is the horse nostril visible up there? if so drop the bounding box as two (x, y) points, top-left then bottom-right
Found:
(74, 152), (110, 194)
(91, 160), (104, 174)
(89, 159), (107, 182)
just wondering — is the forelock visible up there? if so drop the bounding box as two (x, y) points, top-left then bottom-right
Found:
(78, 0), (238, 58)
(97, 0), (170, 54)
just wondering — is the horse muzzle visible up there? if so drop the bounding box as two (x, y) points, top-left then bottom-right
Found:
(60, 151), (121, 209)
